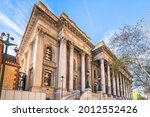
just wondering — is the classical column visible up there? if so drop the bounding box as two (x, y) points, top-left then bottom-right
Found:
(58, 37), (67, 89)
(100, 58), (106, 94)
(116, 72), (120, 97)
(32, 32), (44, 90)
(56, 37), (67, 99)
(25, 44), (32, 90)
(122, 76), (126, 99)
(87, 55), (92, 87)
(126, 80), (129, 99)
(107, 63), (111, 96)
(81, 51), (85, 92)
(69, 42), (74, 92)
(120, 74), (123, 98)
(112, 71), (116, 96)
(129, 80), (132, 99)
(23, 53), (27, 72)
(125, 78), (127, 99)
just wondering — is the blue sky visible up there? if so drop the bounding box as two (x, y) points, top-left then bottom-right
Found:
(0, 0), (150, 55)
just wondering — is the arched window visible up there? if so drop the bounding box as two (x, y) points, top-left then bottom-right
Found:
(45, 47), (52, 61)
(73, 59), (76, 71)
(43, 72), (51, 86)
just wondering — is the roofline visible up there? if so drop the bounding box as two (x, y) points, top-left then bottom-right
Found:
(19, 4), (36, 50)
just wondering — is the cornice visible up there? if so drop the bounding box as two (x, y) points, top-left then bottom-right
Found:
(5, 61), (20, 68)
(57, 16), (94, 49)
(19, 5), (38, 53)
(92, 45), (132, 78)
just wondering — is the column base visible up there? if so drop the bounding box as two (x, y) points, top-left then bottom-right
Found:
(55, 88), (61, 100)
(31, 86), (42, 92)
(99, 93), (107, 100)
(104, 94), (108, 100)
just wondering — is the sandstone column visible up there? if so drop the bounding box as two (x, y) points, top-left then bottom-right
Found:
(32, 31), (44, 91)
(58, 37), (67, 89)
(125, 77), (128, 99)
(25, 44), (32, 90)
(81, 51), (85, 92)
(69, 42), (74, 92)
(116, 72), (120, 97)
(100, 58), (106, 94)
(127, 80), (129, 99)
(87, 55), (92, 87)
(120, 74), (123, 98)
(112, 71), (116, 96)
(107, 63), (111, 96)
(56, 37), (67, 99)
(123, 76), (126, 99)
(23, 53), (27, 73)
(129, 80), (132, 99)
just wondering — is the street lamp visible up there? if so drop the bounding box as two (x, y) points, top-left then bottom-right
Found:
(98, 77), (102, 91)
(0, 32), (17, 96)
(85, 70), (90, 88)
(61, 76), (64, 98)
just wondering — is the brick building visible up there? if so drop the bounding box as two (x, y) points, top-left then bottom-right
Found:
(0, 38), (20, 90)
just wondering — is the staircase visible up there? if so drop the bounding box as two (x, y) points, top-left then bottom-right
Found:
(61, 90), (80, 100)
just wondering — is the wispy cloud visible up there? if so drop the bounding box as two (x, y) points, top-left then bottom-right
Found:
(0, 11), (24, 36)
(82, 1), (96, 38)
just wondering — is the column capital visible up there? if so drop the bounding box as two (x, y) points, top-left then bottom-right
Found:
(107, 62), (111, 67)
(100, 57), (104, 62)
(68, 41), (74, 49)
(60, 37), (67, 44)
(37, 27), (45, 38)
(80, 50), (85, 56)
(87, 54), (92, 60)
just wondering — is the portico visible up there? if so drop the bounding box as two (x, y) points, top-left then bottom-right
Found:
(19, 1), (132, 100)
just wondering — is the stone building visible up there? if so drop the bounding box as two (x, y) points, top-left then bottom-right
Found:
(19, 1), (132, 100)
(0, 38), (20, 90)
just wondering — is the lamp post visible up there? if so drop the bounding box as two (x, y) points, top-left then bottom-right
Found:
(61, 76), (64, 98)
(86, 70), (90, 88)
(0, 32), (18, 96)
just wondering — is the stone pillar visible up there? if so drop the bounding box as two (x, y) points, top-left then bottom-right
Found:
(112, 71), (116, 96)
(122, 76), (126, 99)
(129, 80), (132, 99)
(25, 44), (32, 90)
(32, 32), (44, 91)
(69, 42), (74, 92)
(58, 38), (67, 89)
(23, 53), (27, 73)
(116, 72), (120, 97)
(100, 58), (106, 94)
(87, 55), (92, 87)
(56, 37), (67, 99)
(81, 51), (85, 92)
(125, 78), (128, 99)
(127, 80), (129, 99)
(107, 63), (111, 96)
(120, 74), (123, 98)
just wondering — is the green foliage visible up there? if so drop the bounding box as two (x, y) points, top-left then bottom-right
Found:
(133, 92), (146, 100)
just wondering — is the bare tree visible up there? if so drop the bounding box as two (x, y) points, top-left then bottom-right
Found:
(109, 20), (150, 93)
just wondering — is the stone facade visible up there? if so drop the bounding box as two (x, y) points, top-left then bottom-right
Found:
(0, 38), (20, 90)
(19, 1), (132, 100)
